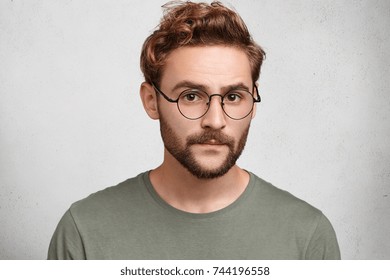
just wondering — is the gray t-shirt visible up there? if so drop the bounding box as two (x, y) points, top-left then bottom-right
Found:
(48, 171), (340, 259)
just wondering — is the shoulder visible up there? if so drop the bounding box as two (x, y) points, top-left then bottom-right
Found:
(250, 173), (321, 214)
(247, 173), (340, 259)
(247, 173), (326, 231)
(48, 172), (152, 259)
(69, 172), (149, 219)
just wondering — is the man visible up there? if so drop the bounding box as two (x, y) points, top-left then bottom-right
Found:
(48, 1), (340, 259)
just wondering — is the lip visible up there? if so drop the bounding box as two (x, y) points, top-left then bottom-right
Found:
(191, 142), (228, 153)
(195, 142), (227, 147)
(201, 139), (225, 145)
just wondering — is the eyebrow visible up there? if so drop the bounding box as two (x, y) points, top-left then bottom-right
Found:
(172, 80), (251, 93)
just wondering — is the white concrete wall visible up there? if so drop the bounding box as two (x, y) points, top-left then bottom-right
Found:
(1, 0), (389, 259)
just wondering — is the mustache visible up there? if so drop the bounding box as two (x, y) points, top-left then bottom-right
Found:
(186, 130), (235, 147)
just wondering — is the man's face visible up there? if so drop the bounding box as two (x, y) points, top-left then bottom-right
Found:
(157, 46), (255, 179)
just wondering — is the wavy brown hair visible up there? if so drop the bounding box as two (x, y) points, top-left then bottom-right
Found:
(140, 1), (266, 86)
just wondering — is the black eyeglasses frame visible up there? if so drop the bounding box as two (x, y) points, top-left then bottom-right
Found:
(151, 83), (261, 120)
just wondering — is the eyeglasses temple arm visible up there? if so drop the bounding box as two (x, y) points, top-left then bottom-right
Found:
(151, 83), (178, 103)
(253, 84), (261, 103)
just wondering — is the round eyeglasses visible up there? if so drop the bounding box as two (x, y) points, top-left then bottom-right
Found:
(152, 83), (260, 120)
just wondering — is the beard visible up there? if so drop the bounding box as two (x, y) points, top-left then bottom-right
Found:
(159, 116), (250, 179)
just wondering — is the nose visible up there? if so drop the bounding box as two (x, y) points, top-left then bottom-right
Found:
(200, 95), (226, 130)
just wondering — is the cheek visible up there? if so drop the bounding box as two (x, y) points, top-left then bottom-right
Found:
(159, 102), (182, 125)
(233, 120), (250, 135)
(159, 106), (198, 139)
(232, 121), (251, 145)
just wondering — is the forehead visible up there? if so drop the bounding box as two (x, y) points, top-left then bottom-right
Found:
(160, 46), (252, 90)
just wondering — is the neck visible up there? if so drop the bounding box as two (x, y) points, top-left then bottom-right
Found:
(149, 149), (249, 213)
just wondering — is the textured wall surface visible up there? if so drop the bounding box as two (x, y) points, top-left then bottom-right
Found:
(1, 0), (389, 259)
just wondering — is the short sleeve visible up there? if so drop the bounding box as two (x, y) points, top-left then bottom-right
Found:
(47, 210), (86, 260)
(304, 213), (341, 260)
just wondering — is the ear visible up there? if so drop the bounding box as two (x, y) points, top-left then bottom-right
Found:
(140, 82), (160, 120)
(251, 103), (257, 119)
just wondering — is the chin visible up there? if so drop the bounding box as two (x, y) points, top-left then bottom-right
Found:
(186, 163), (235, 180)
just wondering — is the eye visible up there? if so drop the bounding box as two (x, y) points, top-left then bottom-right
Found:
(183, 93), (198, 102)
(180, 90), (207, 103)
(225, 92), (242, 103)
